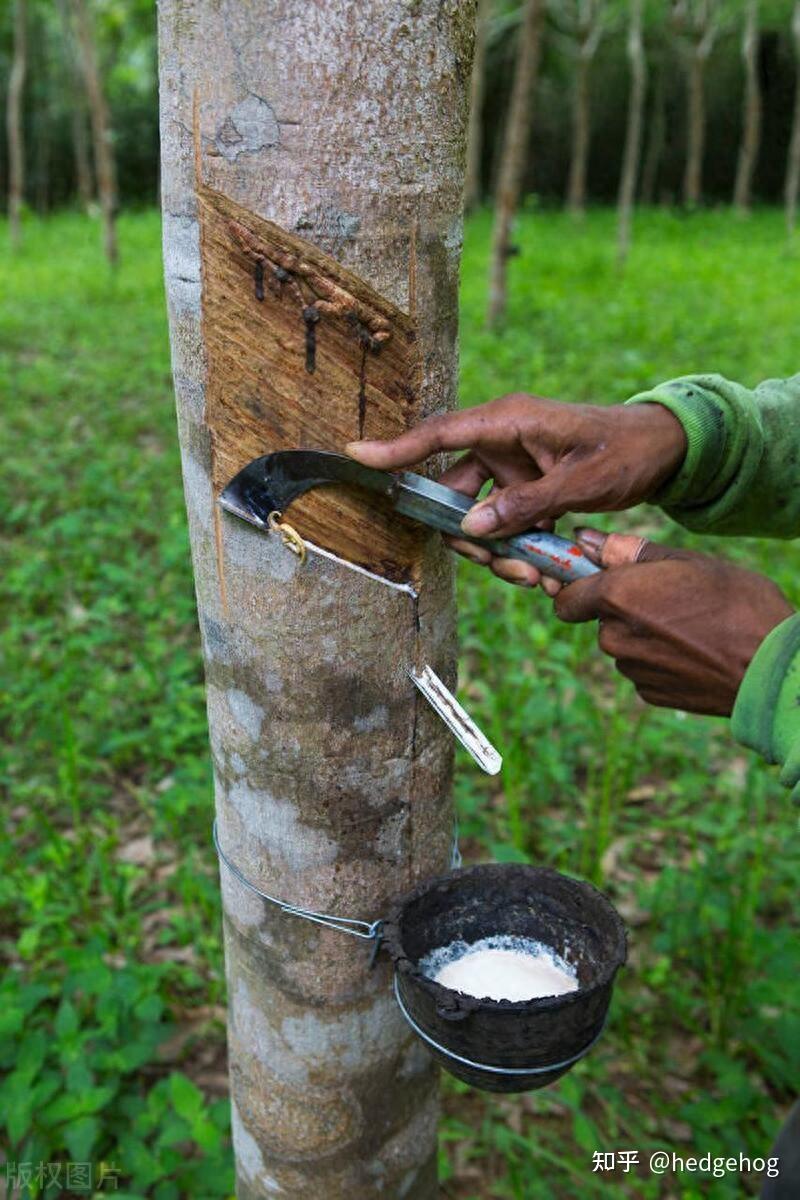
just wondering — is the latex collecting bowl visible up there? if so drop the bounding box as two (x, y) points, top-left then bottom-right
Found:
(383, 862), (627, 1093)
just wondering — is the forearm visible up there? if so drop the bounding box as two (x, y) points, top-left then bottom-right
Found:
(626, 372), (800, 538)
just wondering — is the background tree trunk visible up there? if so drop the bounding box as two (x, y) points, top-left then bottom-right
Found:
(58, 0), (94, 210)
(566, 1), (604, 218)
(641, 53), (665, 204)
(71, 0), (117, 263)
(157, 2), (473, 1197)
(6, 0), (27, 249)
(679, 3), (717, 209)
(617, 0), (647, 265)
(733, 0), (761, 214)
(34, 43), (52, 216)
(683, 45), (706, 206)
(487, 0), (545, 327)
(70, 106), (94, 211)
(785, 2), (800, 237)
(465, 0), (492, 212)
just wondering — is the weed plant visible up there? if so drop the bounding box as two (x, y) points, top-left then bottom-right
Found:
(1, 208), (797, 1198)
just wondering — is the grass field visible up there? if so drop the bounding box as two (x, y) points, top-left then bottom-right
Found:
(1, 207), (798, 1199)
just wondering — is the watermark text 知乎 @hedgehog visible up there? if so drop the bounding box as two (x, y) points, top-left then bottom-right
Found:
(591, 1149), (780, 1180)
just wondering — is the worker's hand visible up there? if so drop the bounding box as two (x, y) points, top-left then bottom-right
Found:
(346, 395), (687, 586)
(554, 529), (794, 716)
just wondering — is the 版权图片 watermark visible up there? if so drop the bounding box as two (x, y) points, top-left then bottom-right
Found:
(5, 1160), (120, 1193)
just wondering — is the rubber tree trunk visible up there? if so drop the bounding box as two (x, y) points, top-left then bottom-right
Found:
(465, 0), (492, 212)
(786, 2), (800, 237)
(641, 52), (665, 204)
(157, 3), (473, 1197)
(34, 39), (52, 217)
(566, 2), (604, 219)
(733, 0), (761, 214)
(35, 89), (51, 215)
(487, 0), (545, 327)
(70, 105), (94, 211)
(58, 0), (94, 210)
(681, 10), (716, 209)
(71, 0), (117, 264)
(617, 0), (647, 266)
(6, 0), (27, 249)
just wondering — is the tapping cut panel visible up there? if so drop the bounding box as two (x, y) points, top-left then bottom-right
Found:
(198, 186), (426, 583)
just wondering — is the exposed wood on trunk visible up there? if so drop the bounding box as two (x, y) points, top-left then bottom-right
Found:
(617, 0), (647, 265)
(566, 1), (604, 219)
(158, 1), (473, 1195)
(199, 187), (425, 585)
(487, 0), (545, 327)
(733, 0), (761, 214)
(786, 2), (800, 237)
(6, 0), (27, 249)
(465, 0), (492, 212)
(71, 0), (117, 263)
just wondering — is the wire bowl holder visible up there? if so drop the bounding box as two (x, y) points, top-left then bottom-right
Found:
(213, 828), (626, 1093)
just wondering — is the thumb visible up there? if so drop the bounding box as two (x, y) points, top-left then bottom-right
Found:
(460, 466), (579, 538)
(574, 527), (680, 568)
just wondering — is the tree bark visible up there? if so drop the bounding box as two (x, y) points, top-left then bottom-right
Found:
(57, 0), (94, 210)
(487, 0), (545, 327)
(641, 53), (665, 205)
(733, 0), (761, 214)
(683, 46), (706, 207)
(35, 95), (51, 215)
(6, 0), (27, 249)
(34, 43), (52, 216)
(785, 2), (800, 237)
(71, 0), (117, 263)
(566, 1), (604, 218)
(157, 2), (472, 1197)
(617, 0), (647, 265)
(678, 3), (716, 209)
(465, 0), (492, 212)
(70, 106), (94, 211)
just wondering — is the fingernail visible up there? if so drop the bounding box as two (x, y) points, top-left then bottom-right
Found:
(461, 503), (496, 536)
(508, 570), (537, 588)
(575, 527), (606, 553)
(459, 547), (491, 565)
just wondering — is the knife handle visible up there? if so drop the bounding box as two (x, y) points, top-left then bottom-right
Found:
(470, 528), (601, 585)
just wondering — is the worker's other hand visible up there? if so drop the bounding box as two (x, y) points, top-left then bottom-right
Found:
(345, 396), (687, 560)
(555, 529), (794, 716)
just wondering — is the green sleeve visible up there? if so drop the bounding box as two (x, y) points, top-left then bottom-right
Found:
(628, 373), (800, 795)
(731, 614), (800, 802)
(625, 372), (800, 538)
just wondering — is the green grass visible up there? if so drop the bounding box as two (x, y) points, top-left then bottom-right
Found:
(1, 207), (798, 1199)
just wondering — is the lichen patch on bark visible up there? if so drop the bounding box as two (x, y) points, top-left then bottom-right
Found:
(213, 94), (280, 160)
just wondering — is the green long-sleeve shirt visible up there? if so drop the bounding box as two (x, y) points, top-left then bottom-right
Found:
(626, 372), (800, 796)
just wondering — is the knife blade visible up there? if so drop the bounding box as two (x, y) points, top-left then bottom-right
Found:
(218, 449), (600, 584)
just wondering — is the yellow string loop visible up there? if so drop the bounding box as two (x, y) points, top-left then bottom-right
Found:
(268, 511), (307, 565)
